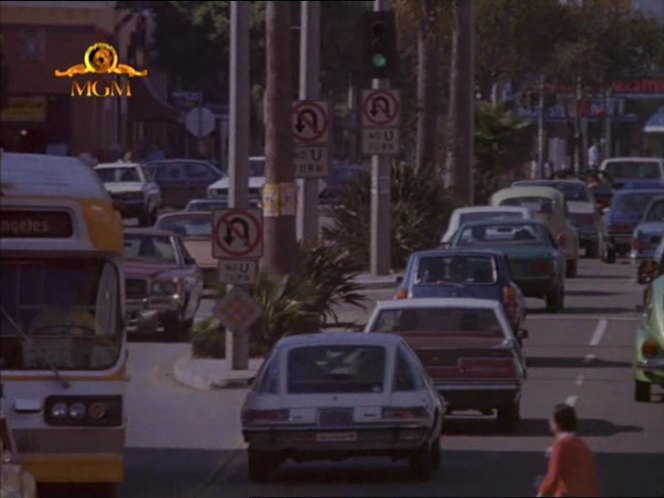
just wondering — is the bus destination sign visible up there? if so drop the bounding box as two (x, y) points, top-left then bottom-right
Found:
(0, 211), (74, 238)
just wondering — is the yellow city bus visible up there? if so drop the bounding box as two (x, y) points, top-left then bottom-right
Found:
(0, 152), (127, 492)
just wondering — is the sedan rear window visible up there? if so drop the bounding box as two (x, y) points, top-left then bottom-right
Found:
(155, 216), (212, 237)
(371, 307), (503, 337)
(456, 223), (546, 246)
(97, 167), (140, 183)
(123, 235), (176, 264)
(287, 345), (385, 394)
(458, 211), (524, 225)
(605, 161), (661, 180)
(415, 256), (496, 284)
(644, 200), (664, 222)
(500, 197), (554, 215)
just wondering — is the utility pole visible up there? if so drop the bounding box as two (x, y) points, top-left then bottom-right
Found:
(370, 0), (392, 276)
(537, 75), (547, 179)
(224, 1), (250, 370)
(263, 1), (296, 276)
(296, 1), (320, 243)
(444, 0), (475, 205)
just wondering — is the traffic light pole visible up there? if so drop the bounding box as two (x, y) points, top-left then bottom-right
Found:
(370, 0), (392, 276)
(296, 1), (320, 244)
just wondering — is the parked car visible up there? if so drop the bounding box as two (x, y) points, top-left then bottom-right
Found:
(622, 180), (664, 190)
(144, 159), (223, 209)
(440, 206), (535, 245)
(512, 179), (606, 259)
(153, 211), (216, 285)
(184, 198), (261, 212)
(634, 275), (664, 402)
(630, 195), (664, 284)
(395, 249), (527, 333)
(207, 156), (266, 203)
(365, 298), (527, 432)
(448, 219), (567, 312)
(604, 188), (664, 259)
(123, 228), (203, 341)
(490, 186), (580, 277)
(241, 332), (446, 482)
(600, 157), (664, 190)
(94, 162), (161, 225)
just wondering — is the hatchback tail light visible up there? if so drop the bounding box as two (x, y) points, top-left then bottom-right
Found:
(502, 286), (517, 305)
(641, 340), (660, 358)
(382, 406), (429, 420)
(242, 409), (290, 425)
(395, 288), (408, 300)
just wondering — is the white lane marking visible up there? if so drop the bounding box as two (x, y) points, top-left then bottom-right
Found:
(565, 394), (579, 406)
(589, 318), (608, 346)
(575, 374), (585, 385)
(583, 353), (596, 363)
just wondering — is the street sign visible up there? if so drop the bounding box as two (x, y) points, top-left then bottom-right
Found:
(214, 286), (262, 332)
(362, 127), (400, 155)
(218, 259), (258, 285)
(292, 101), (330, 145)
(185, 106), (216, 137)
(294, 146), (329, 178)
(361, 89), (401, 128)
(212, 209), (263, 259)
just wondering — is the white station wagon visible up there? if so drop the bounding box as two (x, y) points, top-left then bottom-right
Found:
(241, 332), (447, 482)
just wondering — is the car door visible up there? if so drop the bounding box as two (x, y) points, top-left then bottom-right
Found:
(184, 162), (221, 203)
(154, 162), (185, 208)
(174, 236), (203, 318)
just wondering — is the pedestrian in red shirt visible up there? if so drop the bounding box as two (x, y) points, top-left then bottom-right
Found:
(537, 404), (600, 497)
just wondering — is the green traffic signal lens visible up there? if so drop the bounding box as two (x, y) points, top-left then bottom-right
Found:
(372, 53), (387, 67)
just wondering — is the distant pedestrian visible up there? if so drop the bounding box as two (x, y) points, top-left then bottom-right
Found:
(537, 404), (599, 497)
(588, 139), (600, 169)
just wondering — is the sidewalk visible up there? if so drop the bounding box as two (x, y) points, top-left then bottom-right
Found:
(352, 272), (400, 290)
(173, 345), (263, 390)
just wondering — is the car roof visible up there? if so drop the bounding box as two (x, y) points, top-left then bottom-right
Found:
(514, 179), (586, 187)
(410, 248), (506, 259)
(614, 189), (664, 197)
(374, 297), (501, 311)
(602, 157), (663, 164)
(492, 185), (564, 200)
(455, 218), (547, 229)
(95, 162), (141, 169)
(276, 331), (402, 348)
(452, 205), (531, 214)
(187, 198), (224, 204)
(156, 211), (210, 219)
(124, 227), (177, 237)
(1, 152), (110, 200)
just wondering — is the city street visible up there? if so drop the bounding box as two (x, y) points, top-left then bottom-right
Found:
(118, 258), (664, 498)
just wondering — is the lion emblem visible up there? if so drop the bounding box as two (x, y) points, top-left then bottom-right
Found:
(54, 42), (148, 78)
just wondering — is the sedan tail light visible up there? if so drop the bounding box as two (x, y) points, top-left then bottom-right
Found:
(382, 406), (430, 420)
(242, 409), (290, 425)
(395, 288), (408, 300)
(641, 340), (660, 358)
(503, 286), (517, 305)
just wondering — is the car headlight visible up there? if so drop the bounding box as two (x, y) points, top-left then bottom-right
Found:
(51, 402), (68, 419)
(151, 279), (179, 296)
(69, 402), (86, 420)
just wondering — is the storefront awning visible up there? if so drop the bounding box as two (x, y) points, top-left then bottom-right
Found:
(644, 107), (664, 134)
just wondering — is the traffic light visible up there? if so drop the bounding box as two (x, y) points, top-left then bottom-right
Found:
(363, 11), (397, 80)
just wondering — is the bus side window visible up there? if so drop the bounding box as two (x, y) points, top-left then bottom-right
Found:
(95, 263), (119, 337)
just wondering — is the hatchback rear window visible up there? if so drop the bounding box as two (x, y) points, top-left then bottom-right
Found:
(500, 196), (553, 215)
(605, 161), (661, 180)
(370, 307), (503, 337)
(287, 345), (385, 394)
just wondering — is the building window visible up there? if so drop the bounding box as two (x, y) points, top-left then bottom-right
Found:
(21, 28), (45, 62)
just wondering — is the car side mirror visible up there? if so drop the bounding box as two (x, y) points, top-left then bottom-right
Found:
(395, 276), (403, 285)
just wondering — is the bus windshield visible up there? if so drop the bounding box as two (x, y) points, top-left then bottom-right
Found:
(0, 258), (122, 371)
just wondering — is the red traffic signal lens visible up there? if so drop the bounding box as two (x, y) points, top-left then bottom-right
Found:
(371, 21), (386, 36)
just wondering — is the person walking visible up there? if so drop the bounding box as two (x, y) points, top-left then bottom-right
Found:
(588, 139), (601, 170)
(537, 404), (600, 497)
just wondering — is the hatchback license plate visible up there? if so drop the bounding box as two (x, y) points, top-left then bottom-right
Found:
(316, 432), (358, 443)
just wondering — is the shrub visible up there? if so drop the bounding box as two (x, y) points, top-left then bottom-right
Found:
(190, 317), (225, 359)
(323, 161), (456, 270)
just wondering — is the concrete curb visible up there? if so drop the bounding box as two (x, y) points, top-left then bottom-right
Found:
(356, 280), (398, 291)
(173, 351), (263, 390)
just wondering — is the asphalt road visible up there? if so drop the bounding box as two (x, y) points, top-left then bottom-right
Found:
(106, 257), (664, 498)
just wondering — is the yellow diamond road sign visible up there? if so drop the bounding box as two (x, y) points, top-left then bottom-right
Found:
(214, 286), (263, 331)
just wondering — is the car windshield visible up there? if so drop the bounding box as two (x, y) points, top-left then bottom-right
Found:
(123, 234), (177, 264)
(500, 196), (554, 216)
(370, 307), (504, 337)
(415, 255), (497, 285)
(96, 167), (140, 183)
(156, 215), (211, 237)
(287, 345), (386, 394)
(517, 182), (589, 202)
(0, 258), (122, 370)
(605, 161), (661, 180)
(249, 158), (265, 176)
(614, 193), (662, 217)
(455, 223), (546, 246)
(458, 211), (524, 225)
(644, 199), (664, 222)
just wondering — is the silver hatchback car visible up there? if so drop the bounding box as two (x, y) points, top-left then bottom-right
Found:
(241, 332), (447, 482)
